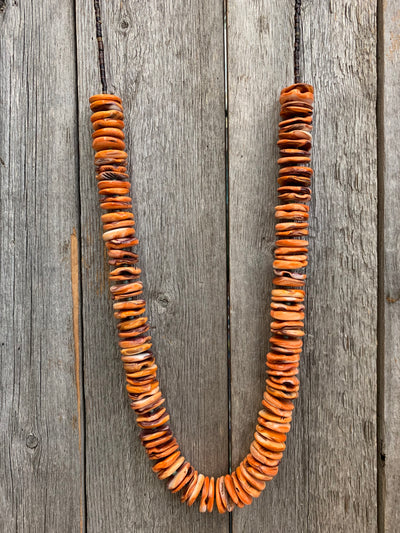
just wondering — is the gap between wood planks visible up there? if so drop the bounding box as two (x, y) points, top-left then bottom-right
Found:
(70, 228), (84, 533)
(223, 2), (233, 532)
(376, 0), (385, 531)
(72, 1), (87, 529)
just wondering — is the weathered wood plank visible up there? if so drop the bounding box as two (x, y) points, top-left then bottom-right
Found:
(229, 1), (377, 531)
(76, 1), (229, 530)
(227, 1), (300, 530)
(381, 1), (400, 529)
(302, 3), (377, 530)
(0, 1), (83, 531)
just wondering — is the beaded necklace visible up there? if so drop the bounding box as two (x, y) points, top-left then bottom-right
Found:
(89, 0), (313, 513)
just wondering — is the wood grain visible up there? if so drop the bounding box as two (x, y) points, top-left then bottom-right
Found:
(76, 1), (229, 530)
(381, 1), (400, 530)
(303, 3), (377, 531)
(1, 0), (397, 530)
(228, 1), (377, 531)
(0, 0), (83, 531)
(227, 1), (301, 530)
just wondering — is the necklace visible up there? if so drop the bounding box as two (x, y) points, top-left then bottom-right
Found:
(89, 0), (313, 513)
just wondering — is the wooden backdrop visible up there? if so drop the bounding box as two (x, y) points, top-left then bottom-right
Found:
(0, 0), (397, 531)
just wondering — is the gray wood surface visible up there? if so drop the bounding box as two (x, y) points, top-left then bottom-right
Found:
(229, 1), (377, 532)
(228, 1), (302, 531)
(0, 1), (83, 532)
(382, 1), (400, 530)
(302, 2), (377, 531)
(76, 1), (229, 532)
(1, 0), (397, 531)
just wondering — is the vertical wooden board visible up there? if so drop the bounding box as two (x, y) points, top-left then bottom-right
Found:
(229, 1), (377, 532)
(76, 1), (229, 530)
(382, 1), (400, 529)
(228, 2), (309, 531)
(0, 1), (83, 532)
(303, 2), (377, 530)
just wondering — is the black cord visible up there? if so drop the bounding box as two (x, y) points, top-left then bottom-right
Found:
(294, 0), (302, 83)
(94, 0), (108, 93)
(93, 1), (301, 92)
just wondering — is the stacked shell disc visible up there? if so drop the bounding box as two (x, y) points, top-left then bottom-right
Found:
(89, 83), (313, 513)
(261, 83), (314, 470)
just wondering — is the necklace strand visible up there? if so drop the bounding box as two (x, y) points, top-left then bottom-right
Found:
(89, 0), (313, 513)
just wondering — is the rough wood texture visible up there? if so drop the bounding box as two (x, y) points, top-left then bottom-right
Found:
(0, 1), (83, 531)
(228, 1), (301, 530)
(76, 1), (229, 531)
(382, 1), (400, 530)
(2, 0), (398, 530)
(302, 3), (377, 530)
(229, 1), (377, 532)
